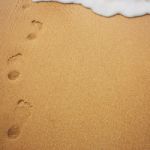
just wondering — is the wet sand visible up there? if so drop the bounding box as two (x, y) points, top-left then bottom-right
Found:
(0, 0), (150, 150)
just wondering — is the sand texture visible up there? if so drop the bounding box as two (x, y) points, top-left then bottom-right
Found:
(0, 0), (150, 150)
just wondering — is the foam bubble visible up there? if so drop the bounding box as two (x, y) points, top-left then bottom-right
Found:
(32, 0), (150, 17)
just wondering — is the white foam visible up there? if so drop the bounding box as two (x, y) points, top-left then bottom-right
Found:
(32, 0), (150, 17)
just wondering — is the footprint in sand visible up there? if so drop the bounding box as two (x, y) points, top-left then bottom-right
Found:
(26, 20), (43, 40)
(7, 100), (32, 139)
(7, 53), (22, 81)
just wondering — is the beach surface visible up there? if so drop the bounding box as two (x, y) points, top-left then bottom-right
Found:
(0, 0), (150, 150)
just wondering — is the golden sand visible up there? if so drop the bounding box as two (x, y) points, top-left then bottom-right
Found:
(0, 0), (150, 149)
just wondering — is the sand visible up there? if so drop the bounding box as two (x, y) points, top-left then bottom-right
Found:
(0, 0), (150, 150)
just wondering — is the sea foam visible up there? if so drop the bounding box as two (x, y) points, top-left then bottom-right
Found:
(32, 0), (150, 17)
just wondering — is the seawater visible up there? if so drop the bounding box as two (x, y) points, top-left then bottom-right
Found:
(32, 0), (150, 17)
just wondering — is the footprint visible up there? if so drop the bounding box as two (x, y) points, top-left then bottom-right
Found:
(26, 20), (43, 40)
(31, 20), (43, 30)
(22, 4), (30, 10)
(7, 53), (22, 64)
(8, 70), (20, 80)
(7, 100), (32, 139)
(26, 33), (37, 40)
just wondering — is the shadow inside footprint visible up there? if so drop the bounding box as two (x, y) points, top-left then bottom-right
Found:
(26, 33), (37, 40)
(8, 70), (20, 80)
(8, 53), (22, 63)
(22, 4), (30, 10)
(7, 124), (20, 139)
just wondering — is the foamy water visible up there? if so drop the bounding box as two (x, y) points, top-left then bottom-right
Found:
(33, 0), (150, 17)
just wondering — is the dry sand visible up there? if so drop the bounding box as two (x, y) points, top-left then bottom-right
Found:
(0, 0), (150, 150)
